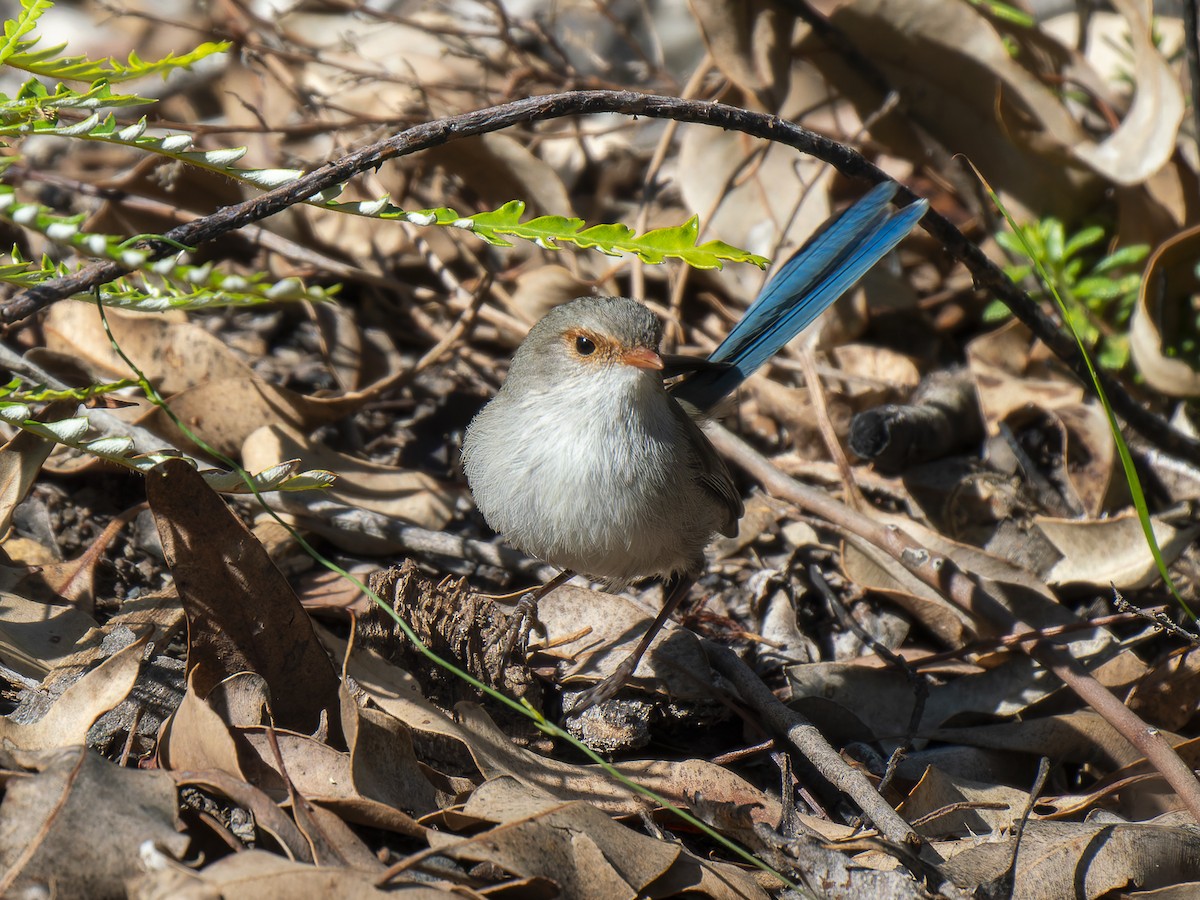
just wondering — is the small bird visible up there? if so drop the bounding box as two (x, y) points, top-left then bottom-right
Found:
(462, 182), (928, 709)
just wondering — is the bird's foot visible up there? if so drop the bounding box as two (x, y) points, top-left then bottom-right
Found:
(498, 591), (540, 664)
(565, 655), (639, 714)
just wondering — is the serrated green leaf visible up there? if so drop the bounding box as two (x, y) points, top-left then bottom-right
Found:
(0, 0), (51, 67)
(6, 39), (229, 83)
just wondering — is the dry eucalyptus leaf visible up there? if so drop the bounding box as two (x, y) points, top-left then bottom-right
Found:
(508, 265), (596, 325)
(932, 710), (1161, 770)
(436, 133), (575, 217)
(831, 343), (921, 408)
(0, 636), (145, 752)
(966, 320), (1086, 430)
(158, 670), (249, 778)
(44, 304), (374, 458)
(0, 590), (99, 678)
(44, 303), (239, 393)
(129, 848), (455, 899)
(1130, 222), (1200, 397)
(1035, 512), (1200, 590)
(238, 729), (426, 837)
(536, 584), (713, 698)
(942, 819), (1200, 898)
(0, 408), (68, 536)
(678, 124), (829, 295)
(340, 684), (443, 820)
(1128, 647), (1200, 732)
(242, 423), (457, 530)
(688, 0), (791, 109)
(147, 458), (343, 737)
(430, 775), (768, 900)
(171, 769), (313, 864)
(0, 746), (187, 900)
(899, 765), (1029, 838)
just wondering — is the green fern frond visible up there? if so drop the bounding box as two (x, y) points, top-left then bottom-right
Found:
(328, 198), (771, 269)
(0, 0), (51, 67)
(0, 184), (338, 308)
(0, 375), (136, 402)
(2, 0), (227, 81)
(0, 2), (766, 274)
(7, 42), (229, 83)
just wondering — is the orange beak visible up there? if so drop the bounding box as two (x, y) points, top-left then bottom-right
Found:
(621, 347), (664, 370)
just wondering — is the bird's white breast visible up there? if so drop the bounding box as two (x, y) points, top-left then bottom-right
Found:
(463, 367), (725, 581)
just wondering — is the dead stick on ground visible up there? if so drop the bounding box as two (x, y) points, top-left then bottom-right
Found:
(706, 423), (1200, 822)
(703, 640), (925, 851)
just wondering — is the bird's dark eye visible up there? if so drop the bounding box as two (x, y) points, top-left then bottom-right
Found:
(575, 335), (596, 356)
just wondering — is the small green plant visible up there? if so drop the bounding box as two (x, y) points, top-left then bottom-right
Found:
(986, 217), (1148, 370)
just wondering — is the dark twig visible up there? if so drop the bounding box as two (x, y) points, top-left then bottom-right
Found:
(703, 639), (925, 850)
(811, 565), (929, 796)
(4, 91), (1195, 461)
(1111, 586), (1200, 647)
(980, 757), (1051, 900)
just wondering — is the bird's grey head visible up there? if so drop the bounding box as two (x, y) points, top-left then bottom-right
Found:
(505, 296), (663, 387)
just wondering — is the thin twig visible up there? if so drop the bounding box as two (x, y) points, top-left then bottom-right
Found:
(702, 639), (925, 851)
(4, 90), (1194, 460)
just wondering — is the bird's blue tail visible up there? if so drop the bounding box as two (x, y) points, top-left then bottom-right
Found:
(673, 182), (928, 410)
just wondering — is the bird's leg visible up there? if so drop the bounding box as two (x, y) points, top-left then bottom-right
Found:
(497, 569), (575, 661)
(567, 573), (696, 713)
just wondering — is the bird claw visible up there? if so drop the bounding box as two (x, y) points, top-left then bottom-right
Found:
(497, 591), (541, 665)
(565, 656), (638, 714)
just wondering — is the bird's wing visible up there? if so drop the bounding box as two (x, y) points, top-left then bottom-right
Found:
(669, 398), (742, 537)
(672, 182), (928, 410)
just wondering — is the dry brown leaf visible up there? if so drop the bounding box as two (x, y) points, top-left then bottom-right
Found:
(841, 536), (976, 646)
(242, 423), (457, 530)
(0, 590), (99, 678)
(171, 770), (312, 863)
(815, 0), (1179, 212)
(44, 303), (237, 392)
(1035, 512), (1200, 590)
(238, 729), (427, 837)
(158, 671), (249, 778)
(430, 775), (768, 900)
(0, 746), (187, 900)
(340, 684), (443, 820)
(617, 757), (783, 827)
(0, 636), (145, 752)
(688, 0), (792, 109)
(44, 304), (373, 457)
(967, 320), (1085, 429)
(508, 265), (596, 325)
(1130, 222), (1200, 397)
(436, 133), (575, 217)
(288, 790), (382, 871)
(536, 584), (713, 698)
(343, 642), (750, 822)
(129, 848), (455, 899)
(943, 819), (1200, 898)
(831, 344), (921, 409)
(899, 765), (1029, 838)
(932, 710), (1159, 770)
(0, 406), (69, 536)
(1128, 647), (1200, 732)
(147, 458), (343, 738)
(677, 125), (829, 299)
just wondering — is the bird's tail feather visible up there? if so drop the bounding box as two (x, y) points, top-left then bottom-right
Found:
(674, 181), (928, 410)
